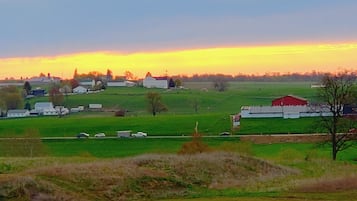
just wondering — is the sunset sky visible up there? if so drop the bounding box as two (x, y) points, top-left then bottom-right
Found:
(1, 0), (357, 79)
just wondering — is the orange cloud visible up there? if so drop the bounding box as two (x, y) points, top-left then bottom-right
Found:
(1, 42), (357, 79)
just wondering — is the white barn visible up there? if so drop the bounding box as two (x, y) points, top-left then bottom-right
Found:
(143, 72), (168, 89)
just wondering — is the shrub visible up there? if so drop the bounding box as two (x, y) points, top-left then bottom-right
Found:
(114, 109), (126, 117)
(177, 133), (211, 154)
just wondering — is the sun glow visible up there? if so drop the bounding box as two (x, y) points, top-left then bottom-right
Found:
(1, 43), (357, 79)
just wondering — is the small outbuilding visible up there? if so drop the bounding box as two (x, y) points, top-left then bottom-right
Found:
(272, 95), (308, 106)
(73, 86), (88, 94)
(7, 109), (30, 118)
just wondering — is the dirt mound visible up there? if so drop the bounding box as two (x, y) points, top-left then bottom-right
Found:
(0, 152), (298, 201)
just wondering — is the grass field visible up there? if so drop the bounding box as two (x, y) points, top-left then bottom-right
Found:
(2, 81), (357, 201)
(1, 81), (322, 137)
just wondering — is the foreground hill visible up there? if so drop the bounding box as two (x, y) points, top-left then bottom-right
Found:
(0, 152), (297, 201)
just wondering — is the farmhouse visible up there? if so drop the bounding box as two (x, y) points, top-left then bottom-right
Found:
(272, 95), (308, 106)
(33, 102), (57, 115)
(7, 109), (30, 118)
(143, 72), (168, 89)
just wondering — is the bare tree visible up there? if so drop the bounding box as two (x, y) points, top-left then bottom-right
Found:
(319, 73), (357, 160)
(146, 92), (168, 116)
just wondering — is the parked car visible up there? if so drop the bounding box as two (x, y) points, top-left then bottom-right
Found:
(94, 133), (106, 138)
(131, 132), (147, 138)
(77, 132), (89, 138)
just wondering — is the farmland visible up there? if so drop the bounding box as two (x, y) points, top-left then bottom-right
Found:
(1, 81), (357, 201)
(0, 81), (320, 137)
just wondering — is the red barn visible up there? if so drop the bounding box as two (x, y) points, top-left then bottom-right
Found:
(272, 95), (308, 106)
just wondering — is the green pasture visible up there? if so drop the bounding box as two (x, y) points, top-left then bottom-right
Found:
(0, 114), (320, 137)
(27, 81), (319, 115)
(33, 138), (357, 162)
(1, 81), (322, 137)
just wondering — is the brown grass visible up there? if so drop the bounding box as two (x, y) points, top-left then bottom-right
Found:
(294, 175), (357, 193)
(0, 152), (297, 201)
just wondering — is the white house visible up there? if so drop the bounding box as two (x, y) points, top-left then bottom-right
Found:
(7, 109), (30, 118)
(73, 86), (88, 94)
(143, 72), (168, 89)
(34, 102), (57, 115)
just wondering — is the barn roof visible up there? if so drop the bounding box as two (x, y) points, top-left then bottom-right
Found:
(273, 95), (307, 101)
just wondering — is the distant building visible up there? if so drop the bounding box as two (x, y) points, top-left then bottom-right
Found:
(33, 102), (57, 115)
(241, 105), (332, 119)
(7, 109), (30, 118)
(89, 104), (102, 109)
(143, 72), (168, 89)
(31, 89), (46, 97)
(107, 80), (136, 87)
(73, 86), (88, 94)
(272, 95), (308, 106)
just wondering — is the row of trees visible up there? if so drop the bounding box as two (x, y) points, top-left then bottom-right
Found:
(173, 72), (357, 82)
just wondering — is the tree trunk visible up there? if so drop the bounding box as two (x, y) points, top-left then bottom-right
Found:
(332, 133), (337, 160)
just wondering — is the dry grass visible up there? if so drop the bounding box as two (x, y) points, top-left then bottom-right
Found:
(294, 175), (357, 193)
(0, 152), (297, 201)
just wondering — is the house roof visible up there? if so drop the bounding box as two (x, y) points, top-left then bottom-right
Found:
(153, 76), (168, 80)
(145, 72), (152, 77)
(35, 102), (53, 108)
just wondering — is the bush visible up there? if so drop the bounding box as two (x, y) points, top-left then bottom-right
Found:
(178, 134), (211, 154)
(114, 110), (126, 117)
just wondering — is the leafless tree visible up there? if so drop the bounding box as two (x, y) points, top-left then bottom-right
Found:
(146, 92), (168, 116)
(319, 73), (357, 160)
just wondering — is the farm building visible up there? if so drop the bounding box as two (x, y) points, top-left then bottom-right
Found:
(240, 105), (332, 119)
(31, 89), (46, 97)
(33, 102), (57, 115)
(107, 80), (136, 87)
(73, 86), (88, 94)
(143, 72), (168, 89)
(7, 109), (30, 118)
(89, 104), (102, 109)
(272, 95), (308, 106)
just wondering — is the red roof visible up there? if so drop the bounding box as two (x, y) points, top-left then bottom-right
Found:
(272, 95), (308, 106)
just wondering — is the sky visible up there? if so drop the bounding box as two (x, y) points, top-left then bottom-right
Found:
(1, 0), (357, 79)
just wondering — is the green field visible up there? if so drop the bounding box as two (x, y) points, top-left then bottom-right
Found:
(1, 81), (321, 137)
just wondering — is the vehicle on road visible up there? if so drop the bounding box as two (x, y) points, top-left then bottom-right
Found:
(117, 130), (131, 138)
(94, 133), (106, 138)
(77, 132), (89, 138)
(131, 132), (147, 138)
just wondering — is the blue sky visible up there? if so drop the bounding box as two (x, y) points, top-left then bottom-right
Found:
(1, 0), (357, 57)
